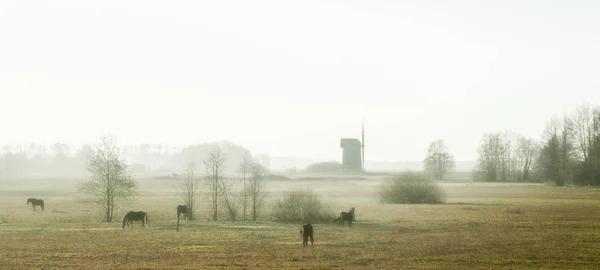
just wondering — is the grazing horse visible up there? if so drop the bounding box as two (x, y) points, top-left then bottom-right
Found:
(121, 211), (148, 229)
(332, 207), (355, 227)
(177, 205), (189, 220)
(26, 198), (44, 211)
(300, 223), (314, 247)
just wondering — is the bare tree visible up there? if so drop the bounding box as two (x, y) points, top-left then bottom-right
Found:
(572, 104), (599, 185)
(515, 137), (539, 181)
(204, 146), (226, 221)
(423, 139), (455, 180)
(475, 131), (539, 182)
(78, 135), (138, 222)
(476, 133), (501, 181)
(538, 116), (576, 186)
(177, 160), (200, 220)
(239, 154), (252, 220)
(248, 162), (267, 221)
(218, 177), (241, 221)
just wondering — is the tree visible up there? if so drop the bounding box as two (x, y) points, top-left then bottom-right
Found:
(515, 137), (538, 182)
(204, 146), (227, 221)
(218, 177), (241, 221)
(78, 135), (138, 222)
(538, 116), (576, 186)
(572, 104), (600, 185)
(248, 162), (267, 221)
(475, 131), (538, 182)
(423, 140), (455, 180)
(177, 160), (201, 220)
(239, 153), (252, 220)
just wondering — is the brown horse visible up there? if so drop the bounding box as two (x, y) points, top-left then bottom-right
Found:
(26, 198), (44, 211)
(177, 205), (189, 220)
(121, 211), (148, 229)
(332, 207), (355, 227)
(300, 223), (314, 247)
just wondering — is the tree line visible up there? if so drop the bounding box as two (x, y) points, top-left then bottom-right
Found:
(0, 141), (271, 177)
(424, 104), (600, 186)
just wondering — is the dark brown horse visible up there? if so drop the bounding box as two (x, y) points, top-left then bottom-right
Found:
(26, 198), (44, 211)
(300, 223), (314, 247)
(177, 205), (189, 220)
(332, 207), (355, 227)
(121, 211), (148, 229)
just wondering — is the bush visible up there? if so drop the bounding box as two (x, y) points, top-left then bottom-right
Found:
(272, 190), (333, 222)
(303, 161), (342, 173)
(379, 171), (445, 204)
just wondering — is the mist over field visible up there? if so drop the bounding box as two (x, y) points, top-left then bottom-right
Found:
(2, 0), (600, 269)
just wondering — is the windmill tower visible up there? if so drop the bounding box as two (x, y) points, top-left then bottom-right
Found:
(339, 121), (366, 173)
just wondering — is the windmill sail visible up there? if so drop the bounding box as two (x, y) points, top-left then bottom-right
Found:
(361, 121), (365, 172)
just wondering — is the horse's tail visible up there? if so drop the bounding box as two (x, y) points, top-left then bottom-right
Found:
(121, 212), (128, 229)
(144, 213), (148, 227)
(40, 200), (44, 211)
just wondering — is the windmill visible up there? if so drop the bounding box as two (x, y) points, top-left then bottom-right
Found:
(339, 121), (366, 173)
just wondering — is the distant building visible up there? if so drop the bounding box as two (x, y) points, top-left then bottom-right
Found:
(340, 138), (363, 172)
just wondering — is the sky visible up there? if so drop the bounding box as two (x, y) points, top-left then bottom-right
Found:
(1, 0), (599, 162)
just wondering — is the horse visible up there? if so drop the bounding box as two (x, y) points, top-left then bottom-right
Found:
(300, 223), (314, 247)
(121, 211), (148, 229)
(177, 205), (189, 220)
(26, 198), (44, 211)
(332, 207), (355, 227)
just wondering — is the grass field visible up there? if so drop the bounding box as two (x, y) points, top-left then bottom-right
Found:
(1, 172), (600, 269)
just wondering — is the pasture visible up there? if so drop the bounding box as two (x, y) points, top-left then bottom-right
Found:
(2, 173), (600, 269)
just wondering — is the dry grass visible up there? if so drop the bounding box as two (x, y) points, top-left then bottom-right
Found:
(1, 175), (600, 269)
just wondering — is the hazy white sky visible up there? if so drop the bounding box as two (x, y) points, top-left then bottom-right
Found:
(1, 0), (599, 161)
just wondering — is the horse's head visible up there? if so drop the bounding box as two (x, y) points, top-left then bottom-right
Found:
(26, 198), (34, 204)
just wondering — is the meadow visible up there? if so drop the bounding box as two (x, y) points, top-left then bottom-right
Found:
(1, 171), (600, 269)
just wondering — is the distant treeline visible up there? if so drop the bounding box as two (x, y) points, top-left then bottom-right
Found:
(0, 141), (270, 177)
(475, 104), (600, 186)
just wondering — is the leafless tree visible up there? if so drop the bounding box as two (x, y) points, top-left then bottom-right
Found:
(78, 135), (138, 222)
(572, 104), (600, 185)
(515, 137), (539, 181)
(218, 177), (241, 221)
(204, 146), (226, 221)
(423, 139), (455, 180)
(177, 160), (200, 220)
(538, 116), (576, 186)
(248, 162), (267, 221)
(239, 154), (252, 220)
(476, 131), (538, 182)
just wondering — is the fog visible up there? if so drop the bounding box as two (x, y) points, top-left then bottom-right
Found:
(1, 0), (599, 166)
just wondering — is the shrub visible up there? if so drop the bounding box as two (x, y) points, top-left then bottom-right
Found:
(379, 171), (445, 204)
(272, 190), (333, 222)
(303, 161), (342, 173)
